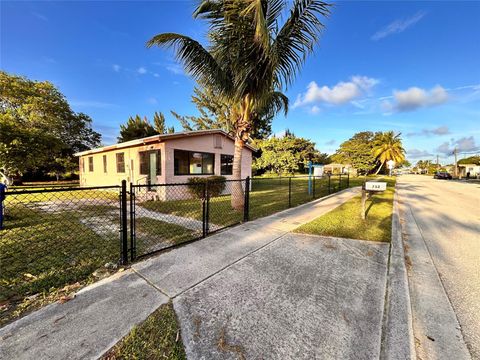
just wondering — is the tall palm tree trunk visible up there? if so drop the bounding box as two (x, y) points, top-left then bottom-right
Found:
(374, 160), (385, 175)
(231, 135), (245, 211)
(231, 97), (251, 211)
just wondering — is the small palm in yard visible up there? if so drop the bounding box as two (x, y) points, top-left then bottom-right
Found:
(147, 0), (331, 210)
(372, 131), (406, 175)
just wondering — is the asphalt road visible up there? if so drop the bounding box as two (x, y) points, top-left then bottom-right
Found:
(398, 175), (480, 358)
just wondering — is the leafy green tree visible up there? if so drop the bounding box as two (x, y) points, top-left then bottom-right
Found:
(118, 115), (157, 142)
(331, 132), (378, 175)
(253, 133), (325, 175)
(171, 86), (272, 140)
(372, 131), (406, 175)
(148, 0), (330, 209)
(458, 156), (480, 165)
(0, 71), (101, 177)
(118, 112), (174, 142)
(153, 111), (175, 134)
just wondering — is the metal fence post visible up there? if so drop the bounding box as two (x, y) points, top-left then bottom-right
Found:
(288, 177), (292, 208)
(129, 182), (136, 262)
(205, 182), (210, 235)
(202, 182), (207, 238)
(0, 184), (5, 230)
(312, 176), (316, 198)
(120, 180), (128, 265)
(244, 177), (250, 222)
(328, 174), (331, 194)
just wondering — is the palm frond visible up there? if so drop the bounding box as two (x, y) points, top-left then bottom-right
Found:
(146, 33), (229, 93)
(272, 0), (331, 87)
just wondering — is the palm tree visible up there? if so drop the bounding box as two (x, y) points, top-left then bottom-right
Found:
(147, 0), (331, 209)
(372, 131), (406, 175)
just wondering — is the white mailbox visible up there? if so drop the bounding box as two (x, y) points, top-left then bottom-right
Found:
(365, 181), (387, 191)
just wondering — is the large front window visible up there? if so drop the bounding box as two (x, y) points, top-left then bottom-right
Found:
(174, 150), (214, 175)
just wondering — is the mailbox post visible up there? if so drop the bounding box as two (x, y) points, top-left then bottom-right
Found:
(361, 181), (387, 220)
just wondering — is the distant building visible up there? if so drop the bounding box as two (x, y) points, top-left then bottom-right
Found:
(458, 164), (480, 178)
(323, 163), (355, 175)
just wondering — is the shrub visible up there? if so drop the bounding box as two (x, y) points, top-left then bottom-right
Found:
(187, 176), (226, 199)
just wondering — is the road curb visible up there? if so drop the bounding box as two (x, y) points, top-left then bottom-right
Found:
(380, 186), (416, 359)
(397, 185), (471, 359)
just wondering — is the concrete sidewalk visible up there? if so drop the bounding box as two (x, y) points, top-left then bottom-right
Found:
(0, 187), (360, 360)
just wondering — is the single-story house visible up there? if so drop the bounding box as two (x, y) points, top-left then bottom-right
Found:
(323, 163), (355, 175)
(75, 129), (254, 199)
(458, 164), (480, 178)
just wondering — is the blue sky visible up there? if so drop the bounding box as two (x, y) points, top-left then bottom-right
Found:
(2, 0), (479, 164)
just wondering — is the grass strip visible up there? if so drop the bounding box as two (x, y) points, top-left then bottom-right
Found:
(102, 302), (186, 360)
(294, 178), (396, 242)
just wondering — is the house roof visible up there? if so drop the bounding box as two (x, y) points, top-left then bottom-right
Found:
(75, 129), (256, 156)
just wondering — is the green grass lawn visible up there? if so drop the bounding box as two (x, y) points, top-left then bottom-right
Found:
(294, 177), (396, 242)
(139, 176), (349, 227)
(102, 302), (186, 360)
(135, 217), (198, 255)
(0, 200), (120, 326)
(0, 175), (362, 325)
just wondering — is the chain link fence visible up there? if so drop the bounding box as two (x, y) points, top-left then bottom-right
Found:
(0, 186), (121, 320)
(0, 174), (348, 323)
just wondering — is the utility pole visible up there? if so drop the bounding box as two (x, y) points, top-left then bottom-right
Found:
(454, 148), (458, 178)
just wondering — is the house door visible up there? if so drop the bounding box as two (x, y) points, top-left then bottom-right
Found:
(149, 151), (158, 185)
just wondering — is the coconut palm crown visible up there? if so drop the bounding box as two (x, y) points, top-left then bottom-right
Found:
(147, 0), (331, 208)
(372, 131), (406, 175)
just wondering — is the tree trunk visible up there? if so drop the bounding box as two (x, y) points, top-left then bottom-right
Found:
(374, 160), (385, 175)
(230, 95), (252, 211)
(231, 136), (245, 211)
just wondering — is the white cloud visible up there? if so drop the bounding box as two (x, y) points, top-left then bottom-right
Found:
(166, 64), (183, 75)
(454, 136), (479, 152)
(137, 67), (147, 75)
(147, 97), (158, 105)
(407, 149), (433, 159)
(384, 85), (448, 112)
(112, 64), (121, 72)
(407, 126), (450, 137)
(372, 11), (426, 41)
(32, 12), (48, 21)
(309, 105), (321, 114)
(293, 76), (379, 109)
(153, 73), (160, 78)
(436, 136), (479, 155)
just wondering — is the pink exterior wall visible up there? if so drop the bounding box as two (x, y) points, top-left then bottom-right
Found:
(78, 133), (252, 191)
(163, 133), (252, 184)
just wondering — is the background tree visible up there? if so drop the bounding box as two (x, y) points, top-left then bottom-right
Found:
(118, 112), (174, 142)
(458, 155), (480, 165)
(171, 86), (273, 140)
(153, 111), (175, 134)
(253, 132), (327, 175)
(148, 0), (330, 209)
(331, 132), (378, 175)
(372, 131), (405, 175)
(0, 71), (101, 178)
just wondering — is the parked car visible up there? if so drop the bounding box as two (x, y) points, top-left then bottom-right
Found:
(434, 171), (452, 180)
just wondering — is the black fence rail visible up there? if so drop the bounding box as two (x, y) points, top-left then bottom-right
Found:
(0, 174), (348, 320)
